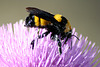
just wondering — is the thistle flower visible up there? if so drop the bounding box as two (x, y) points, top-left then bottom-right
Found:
(0, 20), (99, 67)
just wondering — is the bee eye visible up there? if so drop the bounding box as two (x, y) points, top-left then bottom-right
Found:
(26, 17), (29, 20)
(25, 17), (29, 24)
(28, 20), (32, 24)
(32, 16), (34, 18)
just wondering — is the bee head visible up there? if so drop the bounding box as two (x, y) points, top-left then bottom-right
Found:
(24, 15), (35, 27)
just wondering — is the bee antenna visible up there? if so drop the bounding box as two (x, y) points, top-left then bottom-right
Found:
(71, 35), (79, 40)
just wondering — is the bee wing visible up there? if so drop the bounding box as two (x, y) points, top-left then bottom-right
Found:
(26, 7), (56, 22)
(26, 7), (42, 15)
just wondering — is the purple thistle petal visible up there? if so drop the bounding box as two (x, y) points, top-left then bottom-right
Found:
(0, 20), (100, 67)
(96, 62), (100, 67)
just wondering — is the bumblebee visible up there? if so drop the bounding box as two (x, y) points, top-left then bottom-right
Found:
(24, 7), (79, 54)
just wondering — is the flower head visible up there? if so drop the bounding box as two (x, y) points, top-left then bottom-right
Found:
(0, 20), (99, 67)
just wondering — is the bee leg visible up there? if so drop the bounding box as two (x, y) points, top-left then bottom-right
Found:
(57, 35), (62, 55)
(31, 31), (50, 49)
(64, 37), (69, 44)
(38, 31), (50, 39)
(31, 40), (35, 49)
(64, 32), (72, 44)
(64, 33), (72, 49)
(70, 40), (72, 49)
(53, 35), (62, 55)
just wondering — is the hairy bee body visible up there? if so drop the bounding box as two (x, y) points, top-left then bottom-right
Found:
(24, 7), (78, 54)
